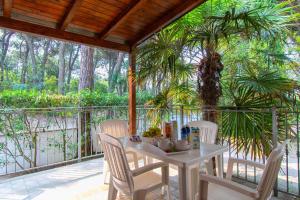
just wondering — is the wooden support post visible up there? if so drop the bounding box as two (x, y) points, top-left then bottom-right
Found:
(128, 47), (136, 135)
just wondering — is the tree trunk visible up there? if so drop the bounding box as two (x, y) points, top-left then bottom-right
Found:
(66, 45), (80, 92)
(40, 40), (51, 85)
(24, 35), (38, 85)
(197, 51), (223, 122)
(107, 53), (115, 93)
(0, 31), (14, 82)
(79, 46), (94, 91)
(20, 45), (29, 84)
(78, 45), (94, 157)
(109, 52), (124, 92)
(58, 42), (66, 94)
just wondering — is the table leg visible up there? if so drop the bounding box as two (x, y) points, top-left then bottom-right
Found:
(108, 176), (117, 200)
(178, 165), (191, 200)
(192, 166), (200, 200)
(216, 154), (223, 178)
(146, 156), (153, 164)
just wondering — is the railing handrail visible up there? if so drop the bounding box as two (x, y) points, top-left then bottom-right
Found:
(1, 106), (299, 115)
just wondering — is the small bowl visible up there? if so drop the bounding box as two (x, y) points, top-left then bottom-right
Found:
(175, 141), (191, 151)
(158, 139), (172, 151)
(142, 137), (155, 144)
(176, 140), (188, 146)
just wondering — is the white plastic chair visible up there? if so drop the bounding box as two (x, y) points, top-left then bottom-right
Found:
(100, 119), (130, 138)
(198, 143), (286, 200)
(188, 120), (218, 175)
(99, 119), (144, 183)
(99, 133), (171, 200)
(188, 120), (218, 144)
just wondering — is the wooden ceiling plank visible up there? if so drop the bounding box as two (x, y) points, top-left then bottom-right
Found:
(58, 0), (84, 30)
(132, 0), (205, 45)
(0, 16), (130, 52)
(3, 0), (12, 18)
(98, 0), (143, 39)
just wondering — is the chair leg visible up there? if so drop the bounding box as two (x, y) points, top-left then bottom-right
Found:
(166, 185), (171, 200)
(204, 159), (214, 176)
(132, 189), (147, 200)
(143, 156), (147, 165)
(161, 186), (165, 196)
(133, 158), (139, 169)
(199, 180), (208, 200)
(108, 179), (117, 200)
(132, 152), (139, 169)
(104, 160), (110, 184)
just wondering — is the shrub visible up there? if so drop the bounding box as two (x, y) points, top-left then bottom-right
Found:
(0, 90), (153, 108)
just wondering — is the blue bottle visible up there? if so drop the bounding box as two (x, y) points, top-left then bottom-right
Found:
(181, 126), (190, 140)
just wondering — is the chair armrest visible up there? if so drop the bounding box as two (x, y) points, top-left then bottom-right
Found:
(131, 162), (167, 177)
(226, 158), (265, 179)
(199, 174), (259, 199)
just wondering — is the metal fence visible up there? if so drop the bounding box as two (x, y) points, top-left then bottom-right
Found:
(0, 106), (299, 197)
(0, 106), (129, 177)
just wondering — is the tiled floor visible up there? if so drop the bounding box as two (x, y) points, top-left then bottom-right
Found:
(0, 158), (297, 200)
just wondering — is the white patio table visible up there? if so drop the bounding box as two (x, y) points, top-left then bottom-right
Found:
(120, 137), (228, 200)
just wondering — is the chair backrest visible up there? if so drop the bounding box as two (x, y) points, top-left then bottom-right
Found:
(188, 120), (218, 144)
(98, 133), (134, 195)
(100, 119), (129, 138)
(257, 143), (285, 200)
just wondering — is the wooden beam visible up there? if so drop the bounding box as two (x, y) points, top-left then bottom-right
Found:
(0, 17), (130, 52)
(128, 47), (137, 135)
(3, 0), (12, 18)
(98, 0), (142, 39)
(132, 0), (205, 45)
(58, 0), (83, 30)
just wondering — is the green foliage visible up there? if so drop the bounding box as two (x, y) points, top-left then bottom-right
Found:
(44, 76), (58, 92)
(137, 25), (193, 88)
(94, 80), (108, 93)
(220, 68), (297, 157)
(69, 79), (79, 92)
(0, 90), (153, 108)
(0, 90), (76, 108)
(142, 127), (161, 137)
(221, 109), (274, 159)
(78, 89), (127, 106)
(223, 67), (297, 107)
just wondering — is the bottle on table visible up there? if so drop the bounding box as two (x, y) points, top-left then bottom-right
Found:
(163, 122), (172, 138)
(180, 125), (190, 142)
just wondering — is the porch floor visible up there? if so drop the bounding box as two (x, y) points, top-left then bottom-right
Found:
(0, 158), (296, 200)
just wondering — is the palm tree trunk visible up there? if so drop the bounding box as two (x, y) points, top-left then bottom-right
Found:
(197, 51), (223, 122)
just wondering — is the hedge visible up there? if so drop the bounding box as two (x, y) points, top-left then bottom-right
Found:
(0, 90), (153, 108)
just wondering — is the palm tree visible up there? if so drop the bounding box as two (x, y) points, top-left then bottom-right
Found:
(221, 67), (297, 158)
(137, 24), (198, 125)
(137, 1), (296, 122)
(137, 24), (193, 93)
(191, 1), (296, 121)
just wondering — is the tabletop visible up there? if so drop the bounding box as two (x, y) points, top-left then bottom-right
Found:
(121, 137), (228, 168)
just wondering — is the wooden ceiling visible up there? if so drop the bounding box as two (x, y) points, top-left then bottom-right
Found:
(0, 0), (205, 52)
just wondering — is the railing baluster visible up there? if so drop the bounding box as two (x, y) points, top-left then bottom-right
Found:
(77, 110), (81, 162)
(236, 110), (239, 177)
(285, 111), (289, 193)
(297, 112), (300, 196)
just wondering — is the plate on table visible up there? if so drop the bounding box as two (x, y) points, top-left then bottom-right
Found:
(164, 149), (190, 156)
(163, 144), (192, 156)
